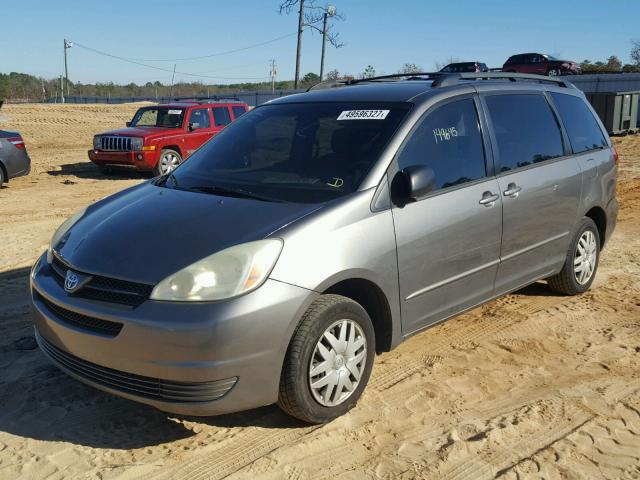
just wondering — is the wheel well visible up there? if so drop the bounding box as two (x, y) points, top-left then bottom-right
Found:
(0, 161), (7, 183)
(324, 278), (393, 353)
(585, 206), (607, 248)
(162, 145), (182, 157)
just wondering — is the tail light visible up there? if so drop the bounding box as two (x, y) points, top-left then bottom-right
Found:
(7, 136), (25, 149)
(612, 147), (619, 166)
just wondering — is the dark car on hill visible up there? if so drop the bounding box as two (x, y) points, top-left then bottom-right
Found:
(440, 61), (489, 73)
(503, 53), (580, 76)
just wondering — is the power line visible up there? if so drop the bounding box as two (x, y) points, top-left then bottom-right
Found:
(72, 42), (270, 80)
(72, 31), (297, 63)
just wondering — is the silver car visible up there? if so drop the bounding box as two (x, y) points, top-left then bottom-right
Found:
(31, 73), (618, 423)
(0, 130), (31, 186)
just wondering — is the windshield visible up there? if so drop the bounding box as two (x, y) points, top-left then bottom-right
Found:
(130, 107), (185, 128)
(165, 102), (411, 203)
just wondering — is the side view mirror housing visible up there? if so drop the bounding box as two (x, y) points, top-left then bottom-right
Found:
(188, 122), (200, 131)
(125, 121), (131, 127)
(391, 165), (437, 205)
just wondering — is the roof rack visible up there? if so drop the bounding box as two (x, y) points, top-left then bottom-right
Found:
(346, 72), (445, 85)
(431, 72), (573, 88)
(171, 96), (242, 103)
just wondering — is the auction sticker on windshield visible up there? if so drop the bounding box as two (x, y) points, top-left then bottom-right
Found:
(337, 110), (390, 120)
(168, 109), (183, 115)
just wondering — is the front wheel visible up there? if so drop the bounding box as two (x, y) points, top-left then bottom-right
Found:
(153, 149), (182, 176)
(278, 294), (375, 424)
(547, 68), (561, 76)
(547, 217), (600, 295)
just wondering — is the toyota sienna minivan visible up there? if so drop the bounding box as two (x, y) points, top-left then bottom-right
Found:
(31, 72), (618, 424)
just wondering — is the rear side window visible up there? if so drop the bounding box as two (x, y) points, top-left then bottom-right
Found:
(550, 93), (607, 153)
(485, 94), (564, 172)
(189, 108), (211, 129)
(232, 106), (247, 119)
(213, 107), (232, 126)
(397, 98), (486, 191)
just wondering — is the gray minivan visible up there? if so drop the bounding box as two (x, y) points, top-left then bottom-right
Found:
(31, 73), (618, 423)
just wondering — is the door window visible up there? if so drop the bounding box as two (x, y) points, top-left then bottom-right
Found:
(213, 107), (232, 126)
(189, 108), (211, 129)
(485, 94), (564, 172)
(397, 98), (487, 191)
(550, 93), (607, 153)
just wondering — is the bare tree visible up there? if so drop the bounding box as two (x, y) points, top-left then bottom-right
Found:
(279, 1), (344, 87)
(399, 63), (423, 74)
(631, 39), (640, 66)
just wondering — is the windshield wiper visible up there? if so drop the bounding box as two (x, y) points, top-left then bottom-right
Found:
(186, 185), (284, 203)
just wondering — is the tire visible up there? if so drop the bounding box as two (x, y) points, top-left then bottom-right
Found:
(547, 217), (600, 295)
(0, 165), (5, 186)
(153, 149), (182, 176)
(547, 68), (560, 76)
(278, 294), (376, 424)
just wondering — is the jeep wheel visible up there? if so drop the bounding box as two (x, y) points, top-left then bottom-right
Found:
(547, 217), (600, 295)
(547, 68), (560, 76)
(278, 294), (375, 424)
(0, 166), (5, 186)
(154, 149), (182, 176)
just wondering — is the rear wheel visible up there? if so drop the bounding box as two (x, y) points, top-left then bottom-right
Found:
(547, 68), (561, 76)
(153, 149), (182, 176)
(0, 165), (5, 185)
(278, 294), (375, 424)
(547, 217), (600, 295)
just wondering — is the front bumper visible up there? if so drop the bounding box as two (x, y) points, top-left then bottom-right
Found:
(30, 253), (317, 416)
(88, 149), (159, 171)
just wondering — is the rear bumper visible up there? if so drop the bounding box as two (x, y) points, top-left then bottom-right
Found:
(2, 148), (31, 180)
(88, 149), (159, 171)
(30, 253), (317, 416)
(604, 196), (618, 248)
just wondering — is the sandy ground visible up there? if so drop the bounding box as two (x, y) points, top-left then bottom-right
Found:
(0, 103), (639, 480)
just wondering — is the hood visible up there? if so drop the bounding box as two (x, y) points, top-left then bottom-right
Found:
(96, 126), (181, 139)
(55, 182), (321, 284)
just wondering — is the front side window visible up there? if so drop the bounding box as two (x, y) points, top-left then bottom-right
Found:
(167, 102), (411, 203)
(130, 107), (185, 128)
(213, 107), (232, 126)
(189, 108), (211, 129)
(550, 93), (607, 154)
(397, 98), (486, 191)
(485, 94), (564, 172)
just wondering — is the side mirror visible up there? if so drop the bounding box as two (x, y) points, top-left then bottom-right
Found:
(125, 121), (131, 127)
(392, 165), (436, 204)
(188, 122), (200, 131)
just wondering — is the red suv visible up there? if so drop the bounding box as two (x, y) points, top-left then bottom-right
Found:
(89, 100), (249, 175)
(502, 53), (580, 76)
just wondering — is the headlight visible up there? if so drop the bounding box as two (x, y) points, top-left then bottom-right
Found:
(150, 239), (283, 302)
(93, 136), (101, 149)
(47, 208), (87, 263)
(131, 137), (143, 150)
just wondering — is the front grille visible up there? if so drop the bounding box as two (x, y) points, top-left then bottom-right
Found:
(99, 136), (134, 151)
(37, 332), (238, 403)
(36, 293), (123, 337)
(51, 255), (153, 307)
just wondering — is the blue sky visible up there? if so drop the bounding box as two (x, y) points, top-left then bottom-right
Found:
(1, 0), (638, 85)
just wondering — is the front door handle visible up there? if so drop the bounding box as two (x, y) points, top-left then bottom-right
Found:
(479, 191), (499, 207)
(503, 182), (522, 198)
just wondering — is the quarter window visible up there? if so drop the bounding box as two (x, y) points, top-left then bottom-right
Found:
(213, 107), (232, 126)
(485, 94), (564, 172)
(550, 93), (607, 153)
(232, 106), (247, 119)
(397, 98), (486, 191)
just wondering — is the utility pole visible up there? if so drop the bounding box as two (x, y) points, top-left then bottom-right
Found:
(59, 75), (65, 104)
(169, 64), (176, 99)
(294, 0), (304, 89)
(270, 59), (277, 94)
(319, 5), (336, 81)
(63, 39), (73, 98)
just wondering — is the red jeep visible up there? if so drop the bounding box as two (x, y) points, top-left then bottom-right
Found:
(89, 100), (249, 175)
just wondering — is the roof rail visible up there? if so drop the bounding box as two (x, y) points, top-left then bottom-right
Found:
(431, 72), (573, 88)
(171, 96), (241, 103)
(345, 72), (445, 86)
(306, 79), (349, 92)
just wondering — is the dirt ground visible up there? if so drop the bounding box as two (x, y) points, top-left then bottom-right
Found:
(0, 103), (639, 480)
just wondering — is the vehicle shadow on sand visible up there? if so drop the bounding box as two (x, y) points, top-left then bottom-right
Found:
(46, 162), (151, 180)
(0, 268), (306, 450)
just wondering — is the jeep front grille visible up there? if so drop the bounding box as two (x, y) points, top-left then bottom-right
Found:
(99, 136), (134, 151)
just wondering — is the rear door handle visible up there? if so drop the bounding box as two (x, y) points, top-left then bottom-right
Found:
(479, 191), (499, 207)
(503, 182), (522, 198)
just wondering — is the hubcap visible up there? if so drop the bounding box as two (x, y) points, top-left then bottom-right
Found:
(309, 319), (367, 407)
(160, 153), (180, 174)
(574, 230), (597, 285)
